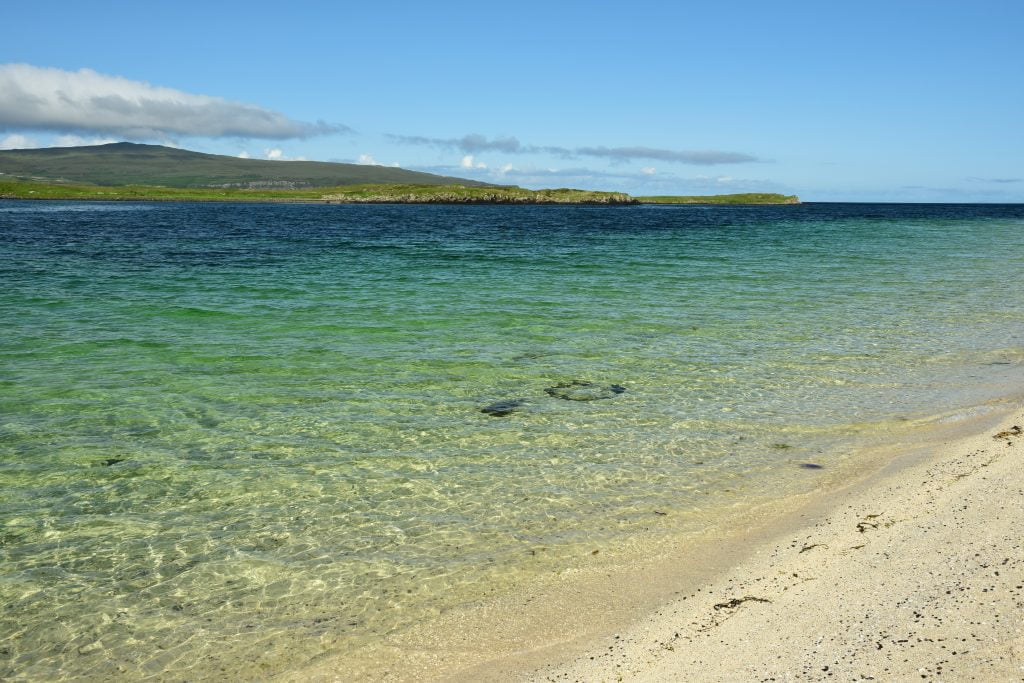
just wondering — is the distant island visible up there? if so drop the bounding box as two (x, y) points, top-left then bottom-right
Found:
(0, 142), (799, 206)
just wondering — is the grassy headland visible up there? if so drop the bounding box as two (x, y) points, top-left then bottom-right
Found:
(0, 179), (635, 204)
(0, 179), (799, 205)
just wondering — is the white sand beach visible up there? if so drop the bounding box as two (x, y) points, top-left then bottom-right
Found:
(524, 404), (1024, 681)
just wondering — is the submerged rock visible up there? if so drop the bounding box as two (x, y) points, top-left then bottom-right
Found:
(544, 381), (626, 402)
(481, 399), (527, 417)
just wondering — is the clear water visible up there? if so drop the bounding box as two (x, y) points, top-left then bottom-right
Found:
(2, 201), (1023, 679)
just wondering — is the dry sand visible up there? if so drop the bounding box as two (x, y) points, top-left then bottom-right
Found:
(527, 407), (1024, 682)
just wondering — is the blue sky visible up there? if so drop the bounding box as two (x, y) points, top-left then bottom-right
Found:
(2, 0), (1022, 201)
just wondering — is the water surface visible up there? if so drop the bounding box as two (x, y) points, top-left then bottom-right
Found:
(2, 201), (1023, 678)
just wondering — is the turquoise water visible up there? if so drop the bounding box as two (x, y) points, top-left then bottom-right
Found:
(2, 201), (1023, 678)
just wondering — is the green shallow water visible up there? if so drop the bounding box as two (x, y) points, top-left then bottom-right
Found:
(1, 201), (1023, 678)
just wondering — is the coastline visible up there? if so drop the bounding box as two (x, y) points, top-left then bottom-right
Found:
(0, 195), (792, 206)
(0, 197), (790, 205)
(0, 194), (634, 206)
(530, 400), (1024, 681)
(293, 392), (1024, 681)
(0, 187), (799, 206)
(0, 196), (791, 205)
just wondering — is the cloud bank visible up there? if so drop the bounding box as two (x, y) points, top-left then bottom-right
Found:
(0, 64), (347, 139)
(412, 159), (785, 194)
(0, 133), (38, 150)
(387, 133), (758, 165)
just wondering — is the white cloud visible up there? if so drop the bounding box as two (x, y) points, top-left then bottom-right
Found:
(355, 153), (396, 167)
(641, 167), (656, 175)
(260, 148), (306, 161)
(53, 134), (118, 147)
(238, 150), (250, 159)
(500, 163), (514, 174)
(460, 154), (487, 169)
(0, 63), (347, 139)
(0, 133), (38, 149)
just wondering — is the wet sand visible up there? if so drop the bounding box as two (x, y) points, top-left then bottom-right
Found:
(526, 405), (1024, 681)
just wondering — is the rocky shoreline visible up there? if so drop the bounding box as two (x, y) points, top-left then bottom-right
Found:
(319, 190), (637, 205)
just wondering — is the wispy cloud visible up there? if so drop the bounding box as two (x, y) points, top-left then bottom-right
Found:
(966, 176), (1022, 184)
(389, 134), (531, 155)
(499, 166), (667, 182)
(575, 146), (757, 164)
(0, 63), (349, 140)
(387, 132), (758, 166)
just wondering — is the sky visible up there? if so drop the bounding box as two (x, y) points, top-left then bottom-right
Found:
(1, 0), (1022, 202)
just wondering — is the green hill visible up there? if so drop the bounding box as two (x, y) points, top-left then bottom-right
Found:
(0, 178), (635, 204)
(0, 142), (489, 189)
